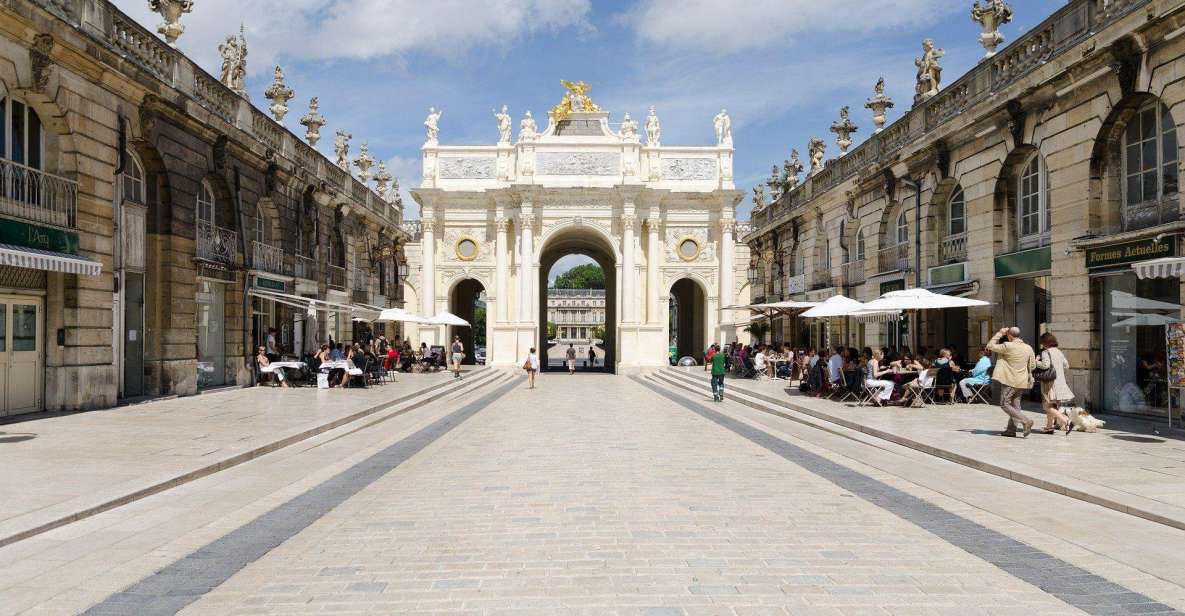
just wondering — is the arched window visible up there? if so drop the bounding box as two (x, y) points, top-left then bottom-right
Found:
(822, 238), (831, 269)
(1123, 101), (1179, 209)
(196, 179), (215, 226)
(253, 206), (265, 244)
(856, 229), (866, 262)
(948, 187), (966, 236)
(895, 210), (908, 245)
(121, 150), (145, 205)
(0, 96), (44, 169)
(1017, 152), (1049, 247)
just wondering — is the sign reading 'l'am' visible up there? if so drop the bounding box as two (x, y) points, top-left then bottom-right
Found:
(0, 220), (80, 254)
(1085, 236), (1176, 269)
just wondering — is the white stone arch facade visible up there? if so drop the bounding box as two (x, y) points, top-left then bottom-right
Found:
(405, 95), (745, 371)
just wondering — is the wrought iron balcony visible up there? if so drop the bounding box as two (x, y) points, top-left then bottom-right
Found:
(326, 264), (347, 290)
(939, 233), (968, 264)
(811, 268), (833, 290)
(1123, 198), (1182, 232)
(251, 240), (285, 276)
(844, 260), (866, 286)
(352, 288), (369, 304)
(0, 158), (78, 229)
(877, 243), (911, 274)
(293, 254), (316, 280)
(196, 221), (239, 266)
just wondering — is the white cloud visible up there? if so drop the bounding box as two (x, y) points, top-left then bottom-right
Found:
(622, 0), (955, 54)
(113, 0), (592, 75)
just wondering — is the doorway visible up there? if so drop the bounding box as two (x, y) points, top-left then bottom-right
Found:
(538, 229), (617, 373)
(669, 278), (706, 363)
(123, 272), (145, 397)
(448, 278), (485, 365)
(196, 280), (226, 388)
(0, 295), (42, 416)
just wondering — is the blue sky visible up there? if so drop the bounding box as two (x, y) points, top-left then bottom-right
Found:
(116, 0), (1063, 280)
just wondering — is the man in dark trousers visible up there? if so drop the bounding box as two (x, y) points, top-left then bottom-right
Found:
(710, 344), (727, 402)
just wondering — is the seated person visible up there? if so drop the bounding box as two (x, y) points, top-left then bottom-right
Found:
(256, 346), (289, 388)
(958, 347), (992, 401)
(900, 367), (936, 407)
(828, 346), (845, 387)
(753, 346), (769, 378)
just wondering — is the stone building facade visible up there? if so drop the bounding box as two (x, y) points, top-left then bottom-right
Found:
(0, 0), (406, 417)
(547, 288), (606, 342)
(745, 0), (1184, 417)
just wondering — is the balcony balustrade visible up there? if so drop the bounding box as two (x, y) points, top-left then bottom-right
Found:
(251, 240), (285, 275)
(939, 233), (968, 264)
(1124, 199), (1183, 232)
(877, 243), (911, 273)
(811, 268), (833, 290)
(326, 264), (347, 290)
(0, 158), (78, 229)
(294, 254), (315, 280)
(196, 220), (239, 266)
(844, 260), (866, 286)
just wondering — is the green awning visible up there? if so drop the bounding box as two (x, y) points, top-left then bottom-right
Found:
(994, 246), (1051, 278)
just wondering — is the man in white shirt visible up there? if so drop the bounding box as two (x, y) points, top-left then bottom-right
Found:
(753, 346), (768, 379)
(828, 346), (845, 386)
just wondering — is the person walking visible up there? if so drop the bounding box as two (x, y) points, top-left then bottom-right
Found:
(523, 347), (540, 389)
(986, 327), (1036, 437)
(710, 343), (727, 401)
(450, 335), (464, 380)
(1035, 332), (1074, 434)
(566, 344), (577, 375)
(588, 346), (596, 368)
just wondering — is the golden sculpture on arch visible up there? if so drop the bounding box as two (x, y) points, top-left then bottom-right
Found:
(550, 80), (601, 121)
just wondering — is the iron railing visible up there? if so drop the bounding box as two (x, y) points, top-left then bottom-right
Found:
(811, 268), (833, 290)
(0, 158), (78, 228)
(939, 233), (968, 264)
(877, 243), (911, 273)
(844, 260), (866, 286)
(327, 264), (347, 290)
(196, 221), (238, 266)
(294, 254), (315, 279)
(251, 240), (285, 275)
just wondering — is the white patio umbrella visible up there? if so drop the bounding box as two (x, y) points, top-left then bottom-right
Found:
(1112, 313), (1182, 328)
(862, 288), (989, 350)
(800, 294), (868, 318)
(376, 308), (430, 323)
(430, 311), (471, 327)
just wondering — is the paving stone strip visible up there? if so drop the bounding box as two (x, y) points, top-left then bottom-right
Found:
(637, 375), (1183, 616)
(79, 375), (521, 616)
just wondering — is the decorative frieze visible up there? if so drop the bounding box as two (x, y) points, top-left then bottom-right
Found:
(438, 156), (496, 179)
(537, 152), (620, 175)
(666, 228), (717, 264)
(661, 158), (716, 181)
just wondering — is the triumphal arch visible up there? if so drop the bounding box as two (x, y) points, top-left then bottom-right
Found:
(406, 82), (749, 372)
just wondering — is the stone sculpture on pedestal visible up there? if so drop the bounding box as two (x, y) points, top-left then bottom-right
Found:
(645, 106), (661, 146)
(334, 129), (351, 170)
(353, 142), (374, 181)
(263, 65), (294, 122)
(914, 39), (945, 104)
(864, 78), (895, 133)
(971, 0), (1014, 58)
(783, 150), (803, 191)
(808, 138), (826, 176)
(147, 0), (193, 48)
(713, 109), (732, 146)
(830, 106), (858, 156)
(518, 111), (538, 142)
(494, 105), (512, 144)
(373, 160), (392, 194)
(299, 97), (325, 145)
(619, 112), (640, 143)
(218, 25), (248, 98)
(424, 107), (442, 146)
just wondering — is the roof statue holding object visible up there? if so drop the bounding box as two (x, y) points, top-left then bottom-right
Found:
(550, 80), (601, 121)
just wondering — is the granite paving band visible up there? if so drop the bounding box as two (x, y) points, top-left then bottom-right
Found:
(638, 376), (1182, 616)
(81, 376), (521, 616)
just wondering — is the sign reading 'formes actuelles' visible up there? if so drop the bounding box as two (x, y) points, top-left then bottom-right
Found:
(1085, 236), (1176, 269)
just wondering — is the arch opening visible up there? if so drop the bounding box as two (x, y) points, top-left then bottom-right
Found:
(669, 278), (707, 364)
(538, 227), (617, 373)
(448, 278), (486, 365)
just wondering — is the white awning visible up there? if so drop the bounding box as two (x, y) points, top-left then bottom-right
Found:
(248, 288), (376, 317)
(0, 243), (101, 276)
(1133, 256), (1185, 280)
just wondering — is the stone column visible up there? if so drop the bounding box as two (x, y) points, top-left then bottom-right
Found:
(719, 219), (736, 339)
(495, 217), (509, 322)
(518, 211), (534, 322)
(646, 217), (660, 324)
(421, 213), (435, 316)
(622, 214), (637, 323)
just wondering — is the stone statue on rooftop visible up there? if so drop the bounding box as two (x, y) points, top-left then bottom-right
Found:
(619, 112), (640, 143)
(714, 109), (732, 146)
(424, 107), (442, 145)
(914, 39), (945, 103)
(263, 65), (294, 122)
(218, 25), (247, 98)
(148, 0), (193, 48)
(518, 111), (538, 142)
(808, 137), (826, 176)
(334, 129), (351, 170)
(494, 105), (512, 144)
(645, 106), (661, 146)
(971, 0), (1014, 58)
(299, 97), (325, 145)
(783, 149), (803, 190)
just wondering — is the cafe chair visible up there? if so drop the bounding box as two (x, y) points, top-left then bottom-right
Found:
(964, 382), (992, 405)
(857, 380), (878, 407)
(829, 370), (859, 404)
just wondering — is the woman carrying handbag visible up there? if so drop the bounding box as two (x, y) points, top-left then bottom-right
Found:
(1034, 332), (1074, 434)
(523, 347), (539, 389)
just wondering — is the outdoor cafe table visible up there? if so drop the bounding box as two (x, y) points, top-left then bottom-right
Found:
(319, 360), (363, 375)
(260, 361), (306, 373)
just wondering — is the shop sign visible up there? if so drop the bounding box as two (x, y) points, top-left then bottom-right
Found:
(994, 246), (1051, 278)
(880, 279), (905, 294)
(254, 276), (286, 292)
(0, 219), (79, 254)
(1085, 236), (1175, 269)
(928, 262), (967, 286)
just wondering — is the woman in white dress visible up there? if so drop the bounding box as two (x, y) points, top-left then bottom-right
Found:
(523, 347), (540, 389)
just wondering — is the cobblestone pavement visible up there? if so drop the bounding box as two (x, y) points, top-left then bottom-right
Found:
(59, 372), (1179, 615)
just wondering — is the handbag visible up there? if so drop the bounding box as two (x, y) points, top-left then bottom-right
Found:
(522, 360), (532, 371)
(1033, 351), (1056, 382)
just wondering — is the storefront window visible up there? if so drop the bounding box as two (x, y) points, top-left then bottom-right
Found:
(1101, 273), (1179, 415)
(196, 281), (225, 388)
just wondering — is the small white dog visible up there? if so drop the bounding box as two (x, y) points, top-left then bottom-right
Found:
(1065, 407), (1105, 433)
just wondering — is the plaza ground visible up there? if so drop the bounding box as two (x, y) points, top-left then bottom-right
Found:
(1, 371), (1184, 614)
